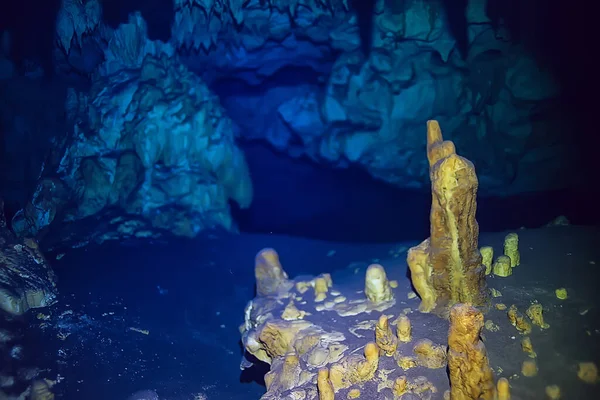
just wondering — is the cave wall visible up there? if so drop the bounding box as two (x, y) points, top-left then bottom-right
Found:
(0, 0), (594, 249)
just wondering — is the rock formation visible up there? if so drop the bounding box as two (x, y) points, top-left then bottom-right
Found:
(240, 248), (445, 399)
(447, 304), (496, 400)
(2, 0), (576, 249)
(12, 14), (253, 248)
(407, 120), (488, 314)
(0, 198), (58, 315)
(168, 0), (572, 196)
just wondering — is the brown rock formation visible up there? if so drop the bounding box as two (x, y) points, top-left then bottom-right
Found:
(407, 120), (488, 314)
(447, 304), (496, 400)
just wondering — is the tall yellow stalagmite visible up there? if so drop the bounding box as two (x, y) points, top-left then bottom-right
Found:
(407, 120), (488, 314)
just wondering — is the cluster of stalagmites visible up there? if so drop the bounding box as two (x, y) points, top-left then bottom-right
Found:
(479, 232), (520, 278)
(240, 246), (506, 400)
(240, 121), (516, 399)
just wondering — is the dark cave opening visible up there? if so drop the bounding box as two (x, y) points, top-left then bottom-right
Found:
(229, 140), (599, 243)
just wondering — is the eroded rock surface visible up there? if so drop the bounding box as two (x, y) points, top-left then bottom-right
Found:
(4, 0), (576, 248)
(13, 14), (253, 247)
(407, 121), (488, 315)
(170, 0), (571, 195)
(0, 199), (57, 316)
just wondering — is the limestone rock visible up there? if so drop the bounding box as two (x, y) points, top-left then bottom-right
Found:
(55, 0), (102, 54)
(407, 121), (488, 314)
(241, 246), (443, 400)
(0, 199), (58, 315)
(165, 0), (569, 196)
(447, 304), (496, 400)
(14, 22), (253, 248)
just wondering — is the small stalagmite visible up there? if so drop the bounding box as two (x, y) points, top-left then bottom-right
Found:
(493, 255), (512, 277)
(480, 246), (494, 275)
(447, 303), (495, 400)
(407, 120), (488, 314)
(365, 264), (393, 303)
(255, 248), (291, 296)
(497, 378), (511, 400)
(396, 314), (412, 343)
(317, 368), (335, 400)
(328, 342), (380, 391)
(375, 315), (397, 356)
(503, 233), (520, 267)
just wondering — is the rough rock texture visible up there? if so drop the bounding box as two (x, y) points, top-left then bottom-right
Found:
(54, 0), (106, 74)
(12, 14), (253, 247)
(4, 0), (578, 248)
(171, 0), (573, 195)
(0, 199), (58, 315)
(241, 248), (451, 399)
(407, 121), (487, 315)
(447, 304), (496, 400)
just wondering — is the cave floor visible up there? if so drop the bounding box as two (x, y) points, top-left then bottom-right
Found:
(19, 225), (600, 399)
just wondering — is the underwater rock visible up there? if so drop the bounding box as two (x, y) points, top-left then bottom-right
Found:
(407, 120), (488, 315)
(0, 32), (15, 80)
(14, 15), (253, 248)
(241, 247), (445, 399)
(6, 1), (576, 247)
(47, 0), (573, 198)
(447, 304), (496, 400)
(0, 198), (58, 315)
(55, 0), (102, 55)
(163, 0), (570, 196)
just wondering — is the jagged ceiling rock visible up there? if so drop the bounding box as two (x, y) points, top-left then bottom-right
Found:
(13, 16), (253, 248)
(99, 13), (175, 76)
(166, 0), (571, 195)
(55, 0), (102, 54)
(54, 0), (107, 75)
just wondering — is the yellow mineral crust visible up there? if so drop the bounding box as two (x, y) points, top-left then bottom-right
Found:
(525, 303), (550, 329)
(503, 233), (520, 267)
(328, 342), (379, 391)
(407, 120), (488, 314)
(447, 303), (495, 400)
(507, 305), (532, 335)
(365, 264), (393, 304)
(413, 339), (447, 369)
(375, 315), (397, 356)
